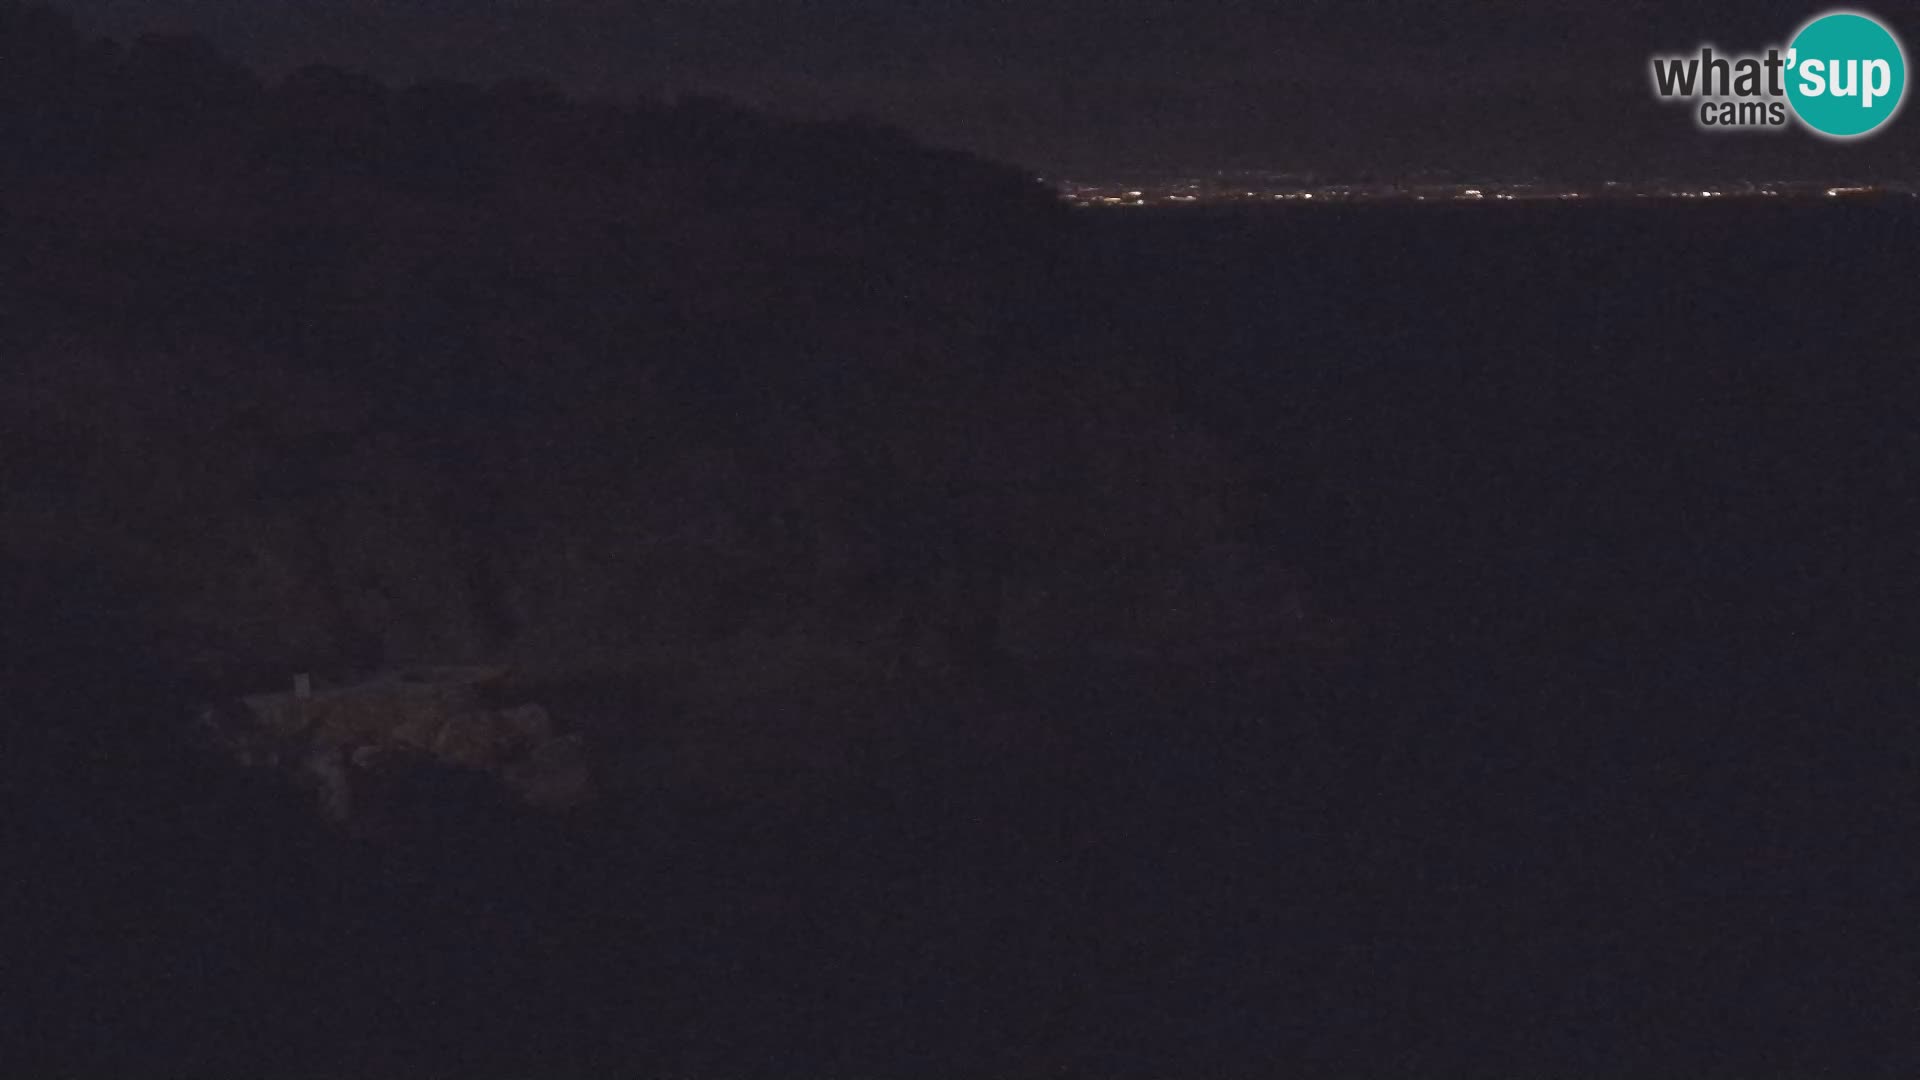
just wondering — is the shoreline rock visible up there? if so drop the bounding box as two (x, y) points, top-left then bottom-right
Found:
(193, 665), (594, 829)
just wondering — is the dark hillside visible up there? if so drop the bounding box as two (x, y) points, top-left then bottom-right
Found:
(1, 6), (1320, 1074)
(0, 2), (1263, 702)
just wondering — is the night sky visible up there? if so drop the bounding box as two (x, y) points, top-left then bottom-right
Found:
(52, 0), (1920, 180)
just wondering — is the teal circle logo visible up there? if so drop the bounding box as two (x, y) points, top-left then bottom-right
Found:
(1786, 11), (1907, 138)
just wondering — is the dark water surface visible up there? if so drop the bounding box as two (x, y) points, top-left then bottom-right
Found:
(9, 202), (1918, 1074)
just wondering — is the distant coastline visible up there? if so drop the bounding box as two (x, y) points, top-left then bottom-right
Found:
(1049, 176), (1914, 208)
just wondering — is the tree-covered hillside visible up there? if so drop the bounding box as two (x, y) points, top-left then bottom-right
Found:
(0, 2), (1298, 707)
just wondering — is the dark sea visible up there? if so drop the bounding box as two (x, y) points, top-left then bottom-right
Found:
(1061, 200), (1920, 1072)
(8, 200), (1916, 1075)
